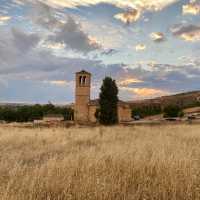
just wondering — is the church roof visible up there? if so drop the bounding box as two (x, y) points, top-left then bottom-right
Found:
(89, 99), (130, 106)
(76, 70), (91, 75)
(89, 99), (99, 106)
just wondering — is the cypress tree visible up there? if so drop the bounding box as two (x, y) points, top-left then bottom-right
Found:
(99, 77), (119, 125)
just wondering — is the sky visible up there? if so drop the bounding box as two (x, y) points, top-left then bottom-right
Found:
(0, 0), (200, 104)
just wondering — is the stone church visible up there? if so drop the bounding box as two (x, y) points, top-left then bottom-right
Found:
(74, 70), (132, 124)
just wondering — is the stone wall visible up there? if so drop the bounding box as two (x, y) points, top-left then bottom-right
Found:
(118, 105), (132, 122)
(89, 105), (98, 123)
(88, 104), (132, 123)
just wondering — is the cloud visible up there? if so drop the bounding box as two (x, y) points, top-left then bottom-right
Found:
(12, 0), (25, 6)
(114, 9), (141, 24)
(135, 44), (146, 51)
(1, 31), (200, 101)
(183, 2), (200, 15)
(50, 16), (101, 53)
(132, 88), (168, 97)
(150, 32), (165, 42)
(0, 27), (103, 80)
(171, 24), (200, 42)
(41, 42), (66, 50)
(0, 15), (11, 25)
(30, 1), (63, 30)
(31, 0), (178, 11)
(1, 0), (200, 102)
(30, 2), (101, 53)
(101, 48), (117, 55)
(16, 0), (178, 23)
(12, 28), (40, 52)
(118, 78), (143, 87)
(120, 86), (168, 99)
(43, 80), (72, 87)
(0, 27), (41, 66)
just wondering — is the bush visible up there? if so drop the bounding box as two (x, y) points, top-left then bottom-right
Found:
(163, 105), (183, 118)
(0, 104), (74, 123)
(131, 105), (162, 118)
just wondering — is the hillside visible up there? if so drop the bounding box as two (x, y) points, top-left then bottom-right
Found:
(128, 90), (200, 108)
(1, 90), (200, 110)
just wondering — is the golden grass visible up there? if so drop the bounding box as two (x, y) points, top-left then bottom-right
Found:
(0, 125), (200, 200)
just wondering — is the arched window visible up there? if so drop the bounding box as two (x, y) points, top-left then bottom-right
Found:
(79, 76), (82, 85)
(78, 75), (87, 86)
(82, 76), (86, 85)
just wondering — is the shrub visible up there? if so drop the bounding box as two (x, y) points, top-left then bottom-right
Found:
(131, 105), (162, 118)
(0, 104), (74, 122)
(163, 105), (183, 118)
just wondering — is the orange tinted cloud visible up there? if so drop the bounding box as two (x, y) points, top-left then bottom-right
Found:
(88, 36), (101, 48)
(180, 32), (200, 41)
(42, 42), (65, 50)
(133, 88), (167, 97)
(171, 24), (200, 42)
(135, 44), (146, 51)
(0, 16), (11, 24)
(150, 32), (165, 42)
(114, 9), (141, 24)
(119, 78), (143, 86)
(121, 87), (167, 97)
(183, 3), (200, 15)
(43, 80), (71, 86)
(36, 0), (178, 11)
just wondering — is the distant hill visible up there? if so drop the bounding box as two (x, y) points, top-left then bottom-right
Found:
(0, 103), (28, 108)
(128, 91), (200, 109)
(0, 102), (72, 108)
(1, 91), (200, 110)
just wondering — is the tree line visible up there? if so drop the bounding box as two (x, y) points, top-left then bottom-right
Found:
(131, 104), (184, 118)
(0, 104), (74, 123)
(131, 101), (200, 119)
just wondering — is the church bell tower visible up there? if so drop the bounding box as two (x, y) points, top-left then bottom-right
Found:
(75, 70), (91, 123)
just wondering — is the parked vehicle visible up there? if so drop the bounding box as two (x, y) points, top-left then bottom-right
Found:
(134, 115), (141, 121)
(165, 118), (177, 121)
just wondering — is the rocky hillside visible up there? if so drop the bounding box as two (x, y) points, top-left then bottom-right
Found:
(128, 91), (200, 109)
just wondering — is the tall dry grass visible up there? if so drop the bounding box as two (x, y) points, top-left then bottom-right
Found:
(0, 124), (200, 200)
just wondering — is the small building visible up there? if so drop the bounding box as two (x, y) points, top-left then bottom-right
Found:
(43, 114), (64, 122)
(74, 70), (132, 124)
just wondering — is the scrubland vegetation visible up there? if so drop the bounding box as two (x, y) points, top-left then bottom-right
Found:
(0, 104), (74, 122)
(0, 125), (200, 200)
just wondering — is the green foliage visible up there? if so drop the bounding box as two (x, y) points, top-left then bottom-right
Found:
(131, 105), (162, 118)
(0, 107), (17, 122)
(163, 105), (183, 118)
(99, 77), (119, 125)
(178, 111), (184, 118)
(182, 101), (200, 109)
(0, 103), (74, 123)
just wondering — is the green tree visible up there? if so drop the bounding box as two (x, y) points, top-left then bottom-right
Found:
(99, 77), (119, 125)
(163, 105), (183, 118)
(131, 104), (162, 118)
(0, 104), (74, 123)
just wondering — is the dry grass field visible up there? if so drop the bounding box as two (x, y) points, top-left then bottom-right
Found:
(0, 125), (200, 200)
